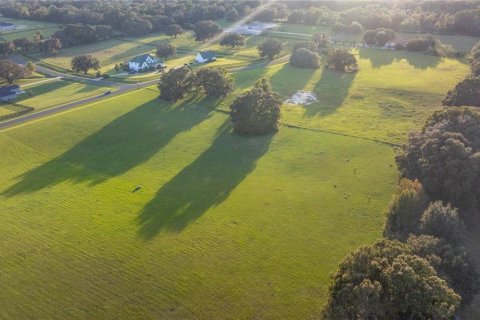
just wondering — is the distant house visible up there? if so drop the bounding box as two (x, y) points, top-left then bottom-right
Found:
(128, 54), (165, 72)
(230, 21), (277, 36)
(0, 22), (16, 31)
(0, 85), (23, 102)
(195, 51), (217, 63)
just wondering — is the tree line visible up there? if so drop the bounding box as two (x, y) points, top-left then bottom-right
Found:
(322, 41), (480, 319)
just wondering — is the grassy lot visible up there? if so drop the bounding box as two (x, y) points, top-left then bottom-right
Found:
(273, 23), (480, 53)
(0, 25), (476, 319)
(0, 16), (61, 42)
(0, 87), (397, 319)
(12, 80), (115, 111)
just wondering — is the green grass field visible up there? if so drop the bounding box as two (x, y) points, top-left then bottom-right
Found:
(0, 87), (397, 319)
(0, 16), (61, 42)
(273, 23), (480, 53)
(12, 80), (115, 111)
(1, 18), (478, 318)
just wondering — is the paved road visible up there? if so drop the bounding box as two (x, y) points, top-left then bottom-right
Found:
(0, 56), (160, 130)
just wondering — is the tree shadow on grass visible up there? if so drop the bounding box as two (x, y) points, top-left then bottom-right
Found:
(269, 63), (318, 99)
(2, 96), (214, 196)
(137, 122), (273, 239)
(303, 69), (356, 117)
(358, 47), (441, 69)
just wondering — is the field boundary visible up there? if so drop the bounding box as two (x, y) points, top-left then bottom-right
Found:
(0, 102), (34, 122)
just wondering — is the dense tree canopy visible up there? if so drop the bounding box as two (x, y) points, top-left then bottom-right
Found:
(325, 48), (358, 72)
(195, 67), (234, 98)
(166, 24), (183, 38)
(419, 201), (466, 244)
(230, 82), (281, 135)
(396, 107), (480, 211)
(258, 38), (282, 61)
(290, 48), (320, 69)
(323, 239), (460, 320)
(219, 32), (246, 48)
(0, 59), (32, 84)
(71, 55), (100, 74)
(443, 76), (480, 107)
(363, 28), (396, 46)
(156, 44), (176, 59)
(194, 20), (221, 42)
(159, 66), (195, 102)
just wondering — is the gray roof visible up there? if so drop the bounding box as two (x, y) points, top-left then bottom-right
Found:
(199, 51), (216, 60)
(129, 54), (161, 65)
(0, 85), (19, 97)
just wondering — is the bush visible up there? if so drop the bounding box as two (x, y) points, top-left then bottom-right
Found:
(290, 48), (320, 69)
(407, 36), (436, 52)
(363, 28), (396, 46)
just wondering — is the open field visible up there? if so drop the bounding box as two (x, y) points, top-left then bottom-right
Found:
(273, 23), (480, 53)
(0, 87), (398, 319)
(12, 80), (115, 112)
(0, 16), (61, 42)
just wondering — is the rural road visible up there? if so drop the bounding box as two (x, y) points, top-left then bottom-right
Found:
(0, 56), (160, 130)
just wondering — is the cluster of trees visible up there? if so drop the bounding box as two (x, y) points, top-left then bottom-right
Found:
(280, 1), (480, 36)
(363, 28), (396, 46)
(220, 32), (246, 48)
(193, 20), (221, 42)
(159, 67), (281, 136)
(159, 66), (233, 102)
(324, 107), (480, 317)
(52, 24), (114, 47)
(325, 48), (358, 72)
(406, 35), (436, 52)
(444, 42), (480, 107)
(71, 55), (101, 74)
(0, 32), (62, 57)
(0, 59), (34, 84)
(0, 0), (257, 37)
(332, 21), (364, 35)
(288, 34), (329, 69)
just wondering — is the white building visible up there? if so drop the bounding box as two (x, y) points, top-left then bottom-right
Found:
(195, 51), (217, 63)
(128, 54), (165, 72)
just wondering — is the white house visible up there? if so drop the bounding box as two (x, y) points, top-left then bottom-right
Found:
(229, 21), (277, 36)
(128, 54), (165, 72)
(195, 51), (217, 63)
(0, 85), (23, 102)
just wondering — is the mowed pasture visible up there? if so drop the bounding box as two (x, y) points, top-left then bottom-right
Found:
(0, 16), (61, 42)
(0, 88), (397, 319)
(0, 42), (472, 318)
(273, 23), (480, 53)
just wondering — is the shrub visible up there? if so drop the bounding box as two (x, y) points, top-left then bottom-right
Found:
(290, 48), (320, 69)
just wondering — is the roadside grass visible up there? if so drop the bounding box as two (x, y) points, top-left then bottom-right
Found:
(13, 80), (115, 111)
(0, 88), (397, 319)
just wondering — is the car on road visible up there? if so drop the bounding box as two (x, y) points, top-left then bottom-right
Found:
(104, 90), (112, 95)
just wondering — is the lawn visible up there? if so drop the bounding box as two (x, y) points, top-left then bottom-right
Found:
(13, 80), (115, 111)
(0, 86), (398, 319)
(273, 23), (480, 53)
(0, 16), (61, 41)
(0, 27), (477, 319)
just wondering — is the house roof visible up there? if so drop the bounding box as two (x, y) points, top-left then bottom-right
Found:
(198, 51), (216, 60)
(0, 85), (19, 97)
(129, 54), (160, 65)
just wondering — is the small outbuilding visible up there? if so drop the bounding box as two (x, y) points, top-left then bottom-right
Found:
(0, 85), (23, 102)
(195, 51), (217, 63)
(128, 54), (165, 72)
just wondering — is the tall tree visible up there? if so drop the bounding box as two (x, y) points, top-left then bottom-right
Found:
(219, 32), (245, 48)
(194, 20), (221, 42)
(159, 66), (195, 102)
(195, 67), (234, 97)
(257, 38), (282, 60)
(156, 44), (176, 60)
(71, 55), (101, 74)
(0, 59), (31, 84)
(325, 48), (358, 72)
(166, 24), (183, 38)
